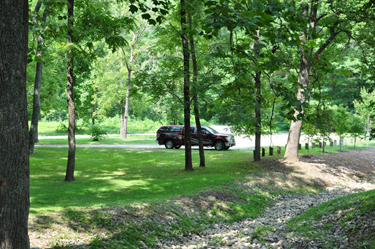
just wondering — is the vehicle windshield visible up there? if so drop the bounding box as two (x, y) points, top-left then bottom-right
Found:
(204, 126), (219, 134)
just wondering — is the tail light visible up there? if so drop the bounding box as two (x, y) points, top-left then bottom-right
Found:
(156, 133), (160, 138)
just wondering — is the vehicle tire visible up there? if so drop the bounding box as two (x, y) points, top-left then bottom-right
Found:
(174, 145), (181, 149)
(214, 140), (225, 151)
(165, 139), (174, 149)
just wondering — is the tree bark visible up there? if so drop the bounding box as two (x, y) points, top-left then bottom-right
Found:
(0, 0), (30, 248)
(65, 0), (76, 181)
(284, 48), (309, 162)
(284, 2), (313, 162)
(254, 71), (262, 161)
(123, 71), (131, 139)
(181, 0), (193, 171)
(189, 16), (205, 167)
(120, 76), (125, 138)
(29, 1), (49, 154)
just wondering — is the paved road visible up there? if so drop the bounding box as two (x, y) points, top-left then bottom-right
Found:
(36, 125), (342, 149)
(36, 126), (290, 149)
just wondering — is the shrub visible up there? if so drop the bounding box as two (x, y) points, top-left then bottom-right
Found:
(88, 125), (108, 141)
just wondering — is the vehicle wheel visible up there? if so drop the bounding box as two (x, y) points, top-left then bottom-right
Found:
(214, 140), (225, 151)
(174, 145), (181, 149)
(165, 139), (174, 149)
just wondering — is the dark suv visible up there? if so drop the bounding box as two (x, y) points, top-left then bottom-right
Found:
(156, 125), (235, 150)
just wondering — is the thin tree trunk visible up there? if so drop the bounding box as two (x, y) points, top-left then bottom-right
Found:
(254, 71), (262, 161)
(120, 78), (126, 138)
(29, 1), (49, 154)
(65, 0), (76, 182)
(0, 0), (30, 247)
(121, 26), (146, 139)
(181, 0), (193, 171)
(92, 102), (96, 125)
(367, 115), (370, 147)
(124, 72), (131, 139)
(189, 16), (205, 167)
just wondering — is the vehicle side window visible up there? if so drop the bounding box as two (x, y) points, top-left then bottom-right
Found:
(170, 127), (182, 132)
(201, 128), (209, 134)
(190, 127), (195, 133)
(159, 127), (170, 132)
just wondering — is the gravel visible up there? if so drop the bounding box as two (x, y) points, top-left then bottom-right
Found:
(158, 183), (375, 249)
(158, 147), (375, 249)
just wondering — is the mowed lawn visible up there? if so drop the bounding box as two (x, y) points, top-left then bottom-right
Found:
(29, 147), (254, 214)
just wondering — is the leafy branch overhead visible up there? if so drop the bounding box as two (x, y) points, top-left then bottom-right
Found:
(128, 0), (170, 25)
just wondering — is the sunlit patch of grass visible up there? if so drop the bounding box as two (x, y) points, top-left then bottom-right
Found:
(30, 148), (258, 214)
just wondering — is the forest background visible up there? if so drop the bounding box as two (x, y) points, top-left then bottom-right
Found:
(27, 0), (375, 149)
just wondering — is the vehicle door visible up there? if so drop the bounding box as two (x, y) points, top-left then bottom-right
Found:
(189, 126), (198, 145)
(200, 127), (213, 145)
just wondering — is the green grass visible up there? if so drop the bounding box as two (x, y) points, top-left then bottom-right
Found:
(30, 146), (278, 248)
(35, 117), (162, 136)
(37, 135), (156, 145)
(30, 147), (256, 214)
(29, 123), (375, 248)
(287, 189), (375, 248)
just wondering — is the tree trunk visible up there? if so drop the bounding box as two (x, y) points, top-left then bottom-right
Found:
(284, 51), (309, 162)
(284, 3), (313, 162)
(0, 0), (30, 248)
(189, 16), (205, 167)
(181, 0), (193, 171)
(92, 102), (96, 125)
(123, 69), (131, 139)
(29, 1), (49, 154)
(120, 78), (126, 138)
(367, 115), (370, 147)
(65, 0), (76, 182)
(254, 71), (262, 161)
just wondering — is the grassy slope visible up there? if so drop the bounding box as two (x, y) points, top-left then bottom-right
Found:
(288, 190), (375, 248)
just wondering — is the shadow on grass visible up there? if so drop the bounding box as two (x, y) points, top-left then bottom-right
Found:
(29, 147), (375, 248)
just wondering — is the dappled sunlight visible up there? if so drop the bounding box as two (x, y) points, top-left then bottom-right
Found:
(29, 147), (254, 214)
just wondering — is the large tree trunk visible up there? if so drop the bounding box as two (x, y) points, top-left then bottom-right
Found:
(189, 16), (205, 167)
(65, 0), (76, 181)
(254, 71), (262, 161)
(284, 49), (310, 162)
(29, 1), (49, 154)
(284, 3), (314, 162)
(0, 0), (30, 248)
(181, 0), (193, 171)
